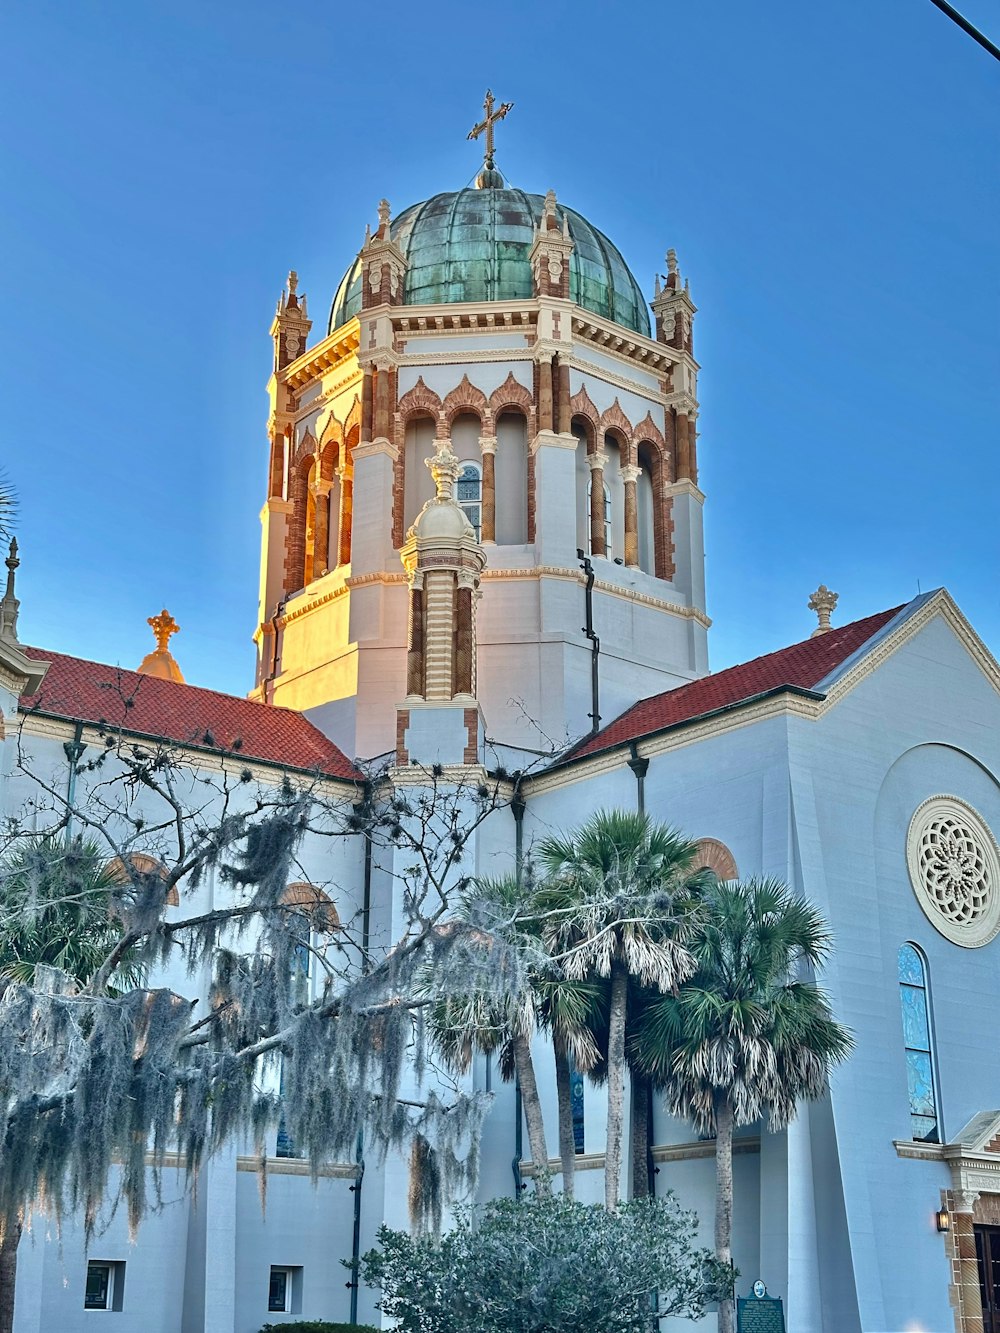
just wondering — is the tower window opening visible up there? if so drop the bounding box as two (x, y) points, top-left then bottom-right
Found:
(457, 462), (483, 541)
(898, 943), (940, 1143)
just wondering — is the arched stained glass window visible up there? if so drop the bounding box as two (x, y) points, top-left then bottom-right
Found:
(898, 943), (940, 1143)
(457, 462), (482, 541)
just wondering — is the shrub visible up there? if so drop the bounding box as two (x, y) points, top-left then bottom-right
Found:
(259, 1323), (381, 1333)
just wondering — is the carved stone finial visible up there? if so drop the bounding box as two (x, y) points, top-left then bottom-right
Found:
(542, 188), (558, 229)
(808, 585), (839, 637)
(377, 199), (391, 233)
(148, 609), (180, 654)
(287, 270), (298, 296)
(0, 538), (20, 641)
(138, 609), (185, 683)
(426, 438), (462, 500)
(667, 248), (678, 275)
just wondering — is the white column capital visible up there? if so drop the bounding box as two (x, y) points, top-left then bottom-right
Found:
(587, 452), (609, 473)
(620, 464), (641, 484)
(478, 435), (498, 456)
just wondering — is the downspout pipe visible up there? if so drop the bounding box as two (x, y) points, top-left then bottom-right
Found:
(577, 551), (600, 733)
(511, 783), (526, 1195)
(627, 742), (657, 1198)
(626, 742), (648, 816)
(348, 788), (373, 1324)
(62, 722), (86, 842)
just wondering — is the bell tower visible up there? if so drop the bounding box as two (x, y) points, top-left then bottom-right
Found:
(252, 106), (709, 763)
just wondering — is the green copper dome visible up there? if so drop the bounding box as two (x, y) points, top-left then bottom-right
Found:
(328, 188), (651, 338)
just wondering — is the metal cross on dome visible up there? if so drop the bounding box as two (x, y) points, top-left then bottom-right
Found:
(467, 89), (513, 167)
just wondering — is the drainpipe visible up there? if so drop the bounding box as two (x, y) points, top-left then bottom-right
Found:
(626, 742), (648, 815)
(348, 791), (373, 1324)
(511, 784), (526, 1196)
(577, 551), (600, 733)
(62, 722), (86, 842)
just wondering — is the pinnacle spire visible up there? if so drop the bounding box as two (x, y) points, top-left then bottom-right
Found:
(0, 539), (20, 641)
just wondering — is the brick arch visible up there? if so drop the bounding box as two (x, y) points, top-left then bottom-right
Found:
(599, 398), (633, 449)
(569, 385), (600, 447)
(291, 427), (317, 470)
(489, 372), (536, 435)
(694, 838), (739, 881)
(319, 415), (344, 481)
(108, 853), (179, 907)
(343, 395), (361, 438)
(397, 376), (443, 425)
(442, 374), (490, 427)
(281, 881), (340, 933)
(633, 410), (666, 456)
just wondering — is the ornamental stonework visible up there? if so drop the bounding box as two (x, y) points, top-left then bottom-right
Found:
(906, 796), (1000, 948)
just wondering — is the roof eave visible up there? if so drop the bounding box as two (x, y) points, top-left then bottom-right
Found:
(540, 683), (828, 777)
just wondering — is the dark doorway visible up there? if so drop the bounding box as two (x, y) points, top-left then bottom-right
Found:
(976, 1226), (1000, 1333)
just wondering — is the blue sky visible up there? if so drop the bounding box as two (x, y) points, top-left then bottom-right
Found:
(1, 0), (997, 696)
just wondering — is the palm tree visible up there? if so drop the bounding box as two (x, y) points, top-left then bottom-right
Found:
(633, 877), (854, 1333)
(0, 836), (138, 1333)
(537, 810), (707, 1211)
(431, 875), (600, 1198)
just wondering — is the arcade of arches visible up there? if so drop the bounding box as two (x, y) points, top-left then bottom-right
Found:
(273, 375), (681, 597)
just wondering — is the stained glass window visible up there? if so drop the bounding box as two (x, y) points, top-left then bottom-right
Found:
(457, 463), (482, 541)
(898, 944), (939, 1143)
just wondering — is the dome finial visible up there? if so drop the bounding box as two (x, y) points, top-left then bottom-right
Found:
(138, 609), (185, 683)
(467, 88), (513, 189)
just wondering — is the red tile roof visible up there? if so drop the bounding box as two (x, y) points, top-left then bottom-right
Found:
(565, 605), (906, 763)
(19, 648), (362, 783)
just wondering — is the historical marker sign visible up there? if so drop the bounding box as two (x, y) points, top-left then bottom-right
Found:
(737, 1282), (785, 1333)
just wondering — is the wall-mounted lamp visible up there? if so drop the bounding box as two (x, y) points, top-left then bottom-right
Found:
(936, 1208), (951, 1233)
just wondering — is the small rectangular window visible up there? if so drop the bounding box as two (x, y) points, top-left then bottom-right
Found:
(268, 1267), (290, 1313)
(84, 1260), (124, 1311)
(85, 1264), (110, 1310)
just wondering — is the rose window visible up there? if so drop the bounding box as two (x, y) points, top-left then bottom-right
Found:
(907, 797), (1000, 948)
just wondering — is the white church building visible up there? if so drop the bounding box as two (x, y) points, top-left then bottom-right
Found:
(2, 106), (999, 1333)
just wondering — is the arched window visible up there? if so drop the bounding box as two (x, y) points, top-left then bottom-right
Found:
(587, 479), (612, 557)
(898, 943), (940, 1143)
(107, 853), (179, 906)
(457, 462), (483, 541)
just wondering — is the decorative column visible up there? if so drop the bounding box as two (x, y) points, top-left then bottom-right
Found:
(311, 479), (331, 577)
(337, 459), (353, 567)
(621, 463), (640, 568)
(588, 451), (608, 558)
(537, 356), (554, 434)
(555, 361), (569, 436)
(674, 411), (691, 480)
(479, 435), (497, 543)
(455, 572), (477, 696)
(945, 1189), (983, 1333)
(406, 572), (424, 697)
(361, 369), (374, 444)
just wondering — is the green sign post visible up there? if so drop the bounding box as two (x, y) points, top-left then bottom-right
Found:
(736, 1281), (785, 1333)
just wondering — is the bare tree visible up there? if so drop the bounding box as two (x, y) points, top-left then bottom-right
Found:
(0, 688), (529, 1322)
